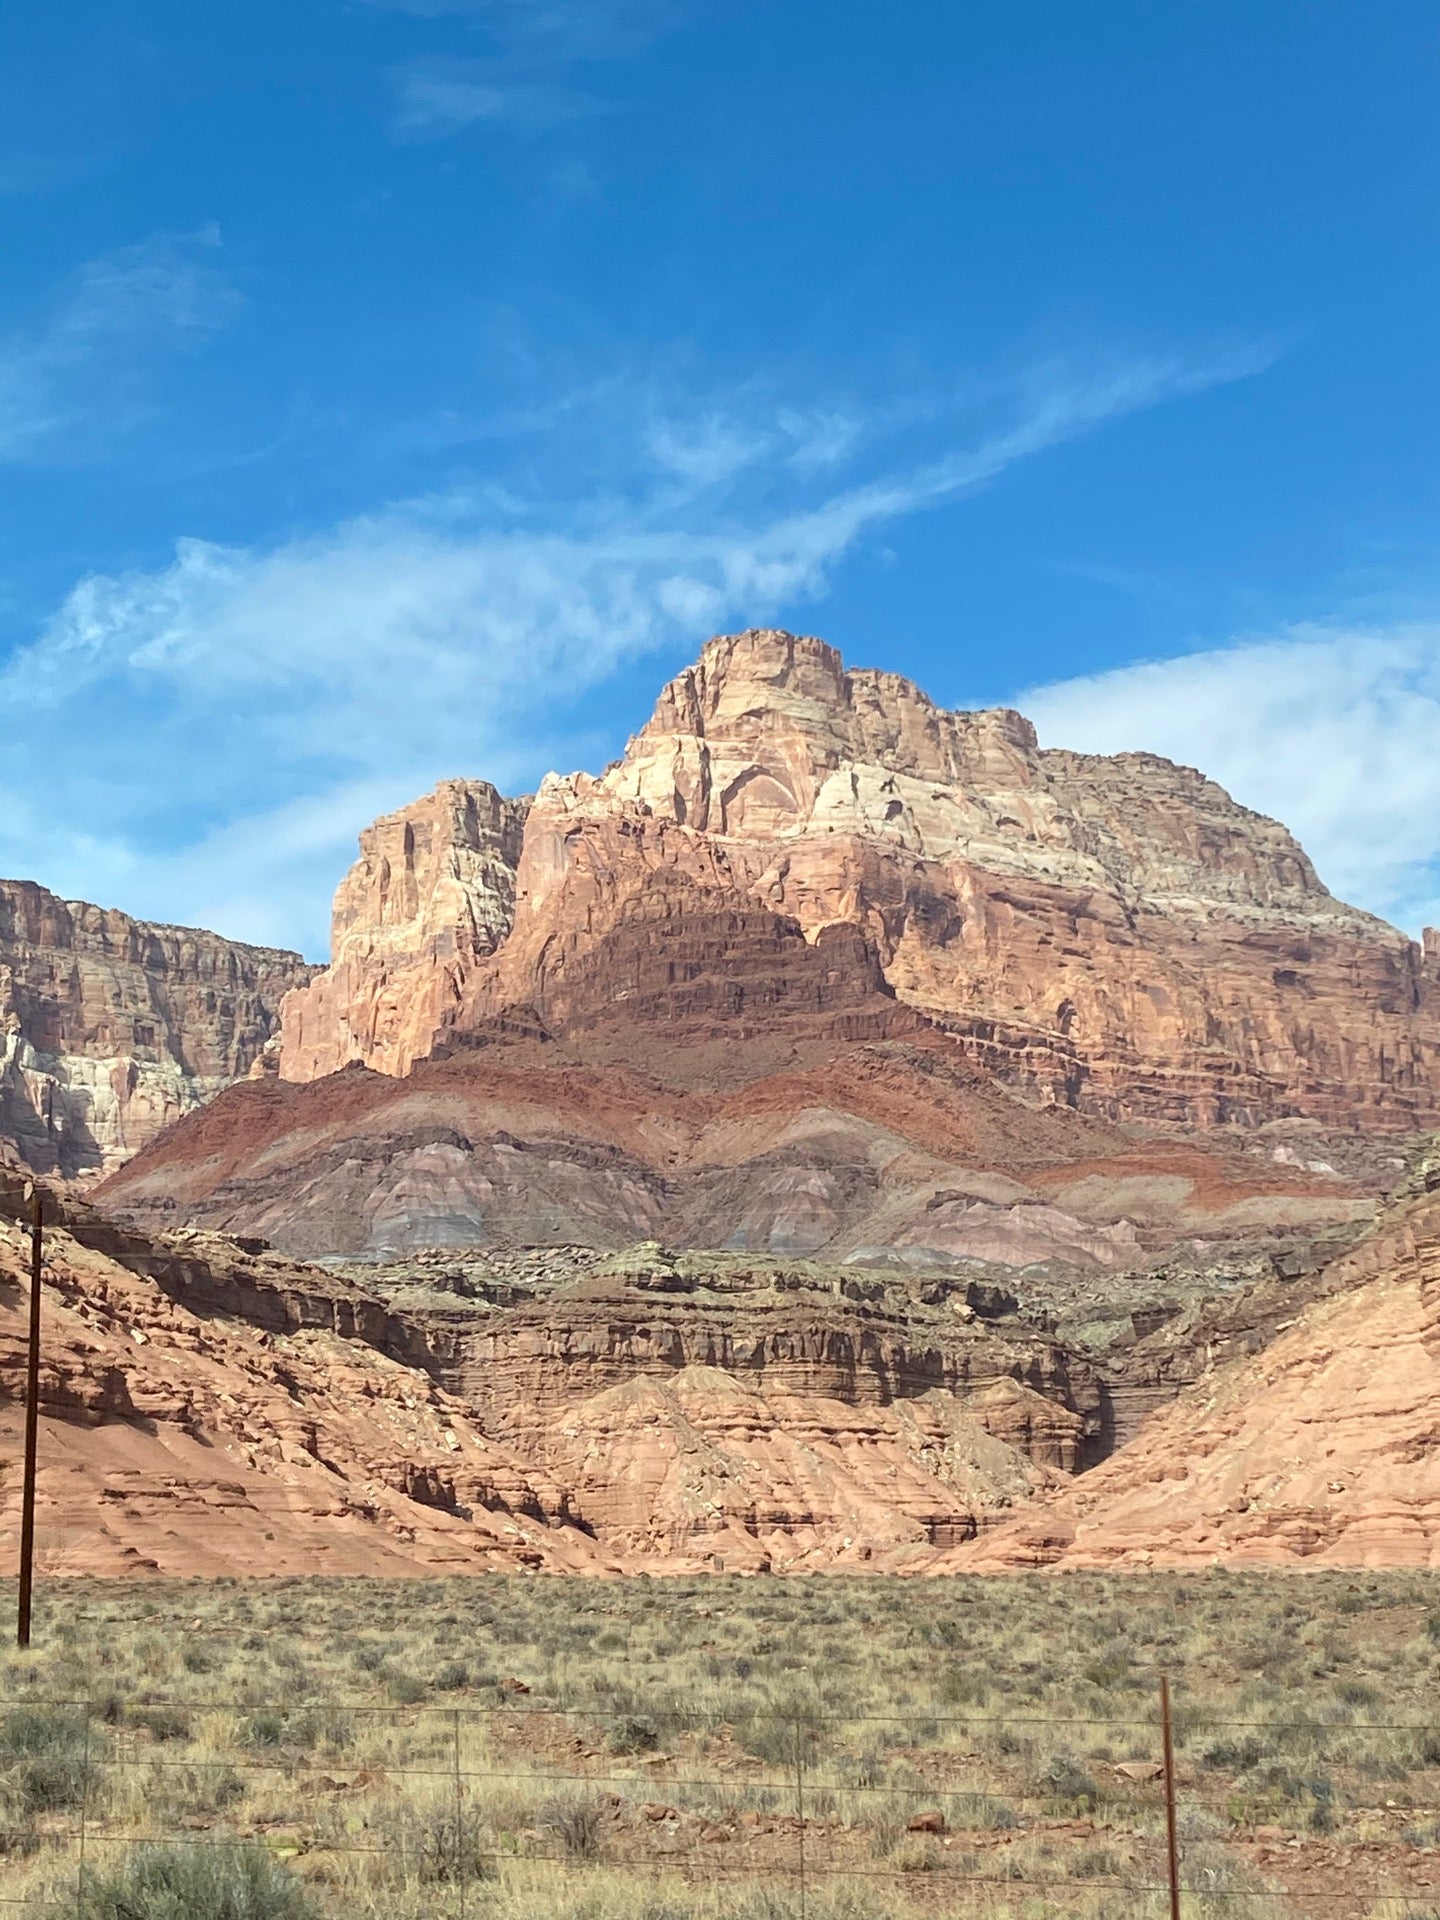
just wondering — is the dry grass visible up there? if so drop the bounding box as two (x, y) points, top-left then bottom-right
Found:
(0, 1569), (1437, 1916)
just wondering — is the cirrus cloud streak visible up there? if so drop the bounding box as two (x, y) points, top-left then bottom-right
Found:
(0, 347), (1264, 956)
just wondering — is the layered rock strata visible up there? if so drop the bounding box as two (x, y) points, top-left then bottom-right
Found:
(0, 1178), (591, 1577)
(280, 629), (1440, 1132)
(0, 880), (314, 1175)
(98, 1037), (1368, 1264)
(0, 1178), (1098, 1577)
(951, 1158), (1440, 1570)
(11, 1148), (1417, 1579)
(381, 1243), (1097, 1565)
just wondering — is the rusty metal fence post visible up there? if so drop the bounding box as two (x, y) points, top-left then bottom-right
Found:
(1161, 1673), (1181, 1920)
(77, 1705), (91, 1910)
(794, 1712), (807, 1920)
(454, 1706), (466, 1919)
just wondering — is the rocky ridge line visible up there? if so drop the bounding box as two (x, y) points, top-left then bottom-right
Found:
(280, 628), (1440, 1133)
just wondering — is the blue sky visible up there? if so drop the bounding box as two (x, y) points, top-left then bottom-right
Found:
(2, 0), (1439, 957)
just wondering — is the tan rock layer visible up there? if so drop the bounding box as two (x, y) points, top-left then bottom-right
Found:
(417, 1285), (1098, 1468)
(281, 780), (527, 1082)
(951, 1181), (1440, 1571)
(488, 1367), (1071, 1566)
(0, 1199), (595, 1579)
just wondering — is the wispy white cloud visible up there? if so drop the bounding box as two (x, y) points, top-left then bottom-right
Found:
(382, 0), (686, 138)
(1021, 625), (1440, 938)
(0, 231), (236, 463)
(643, 405), (866, 489)
(373, 0), (682, 60)
(392, 60), (603, 137)
(0, 348), (1260, 956)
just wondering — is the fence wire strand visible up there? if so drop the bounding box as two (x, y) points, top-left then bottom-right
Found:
(3, 1690), (1440, 1916)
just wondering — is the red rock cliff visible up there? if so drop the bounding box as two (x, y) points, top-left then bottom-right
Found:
(280, 779), (528, 1081)
(280, 629), (1440, 1131)
(0, 879), (314, 1175)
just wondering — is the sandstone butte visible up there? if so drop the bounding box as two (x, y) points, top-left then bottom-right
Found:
(90, 621), (1409, 1297)
(0, 878), (314, 1176)
(279, 627), (1440, 1133)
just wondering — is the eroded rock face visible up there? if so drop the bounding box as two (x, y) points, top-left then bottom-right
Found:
(0, 1177), (592, 1577)
(0, 1176), (1096, 1577)
(280, 780), (528, 1082)
(7, 1154), (1429, 1576)
(382, 1245), (1098, 1566)
(951, 1170), (1440, 1571)
(280, 629), (1440, 1131)
(480, 1366), (1067, 1566)
(0, 881), (315, 1176)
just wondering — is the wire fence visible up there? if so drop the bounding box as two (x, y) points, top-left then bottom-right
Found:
(2, 1690), (1440, 1916)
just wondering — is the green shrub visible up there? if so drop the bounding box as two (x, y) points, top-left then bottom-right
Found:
(372, 1798), (492, 1884)
(1038, 1753), (1100, 1811)
(69, 1839), (317, 1920)
(0, 1706), (95, 1814)
(1336, 1680), (1382, 1708)
(1202, 1735), (1267, 1772)
(240, 1711), (286, 1748)
(608, 1713), (660, 1754)
(1082, 1651), (1131, 1690)
(937, 1670), (989, 1706)
(382, 1668), (428, 1705)
(129, 1707), (191, 1743)
(0, 1773), (38, 1859)
(735, 1700), (823, 1771)
(541, 1794), (606, 1859)
(238, 1706), (349, 1754)
(1073, 1841), (1126, 1879)
(140, 1761), (246, 1825)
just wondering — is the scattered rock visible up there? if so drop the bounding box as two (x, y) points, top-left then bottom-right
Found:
(908, 1810), (947, 1834)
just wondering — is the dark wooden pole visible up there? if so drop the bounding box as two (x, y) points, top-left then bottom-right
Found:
(1160, 1672), (1181, 1920)
(17, 1187), (42, 1650)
